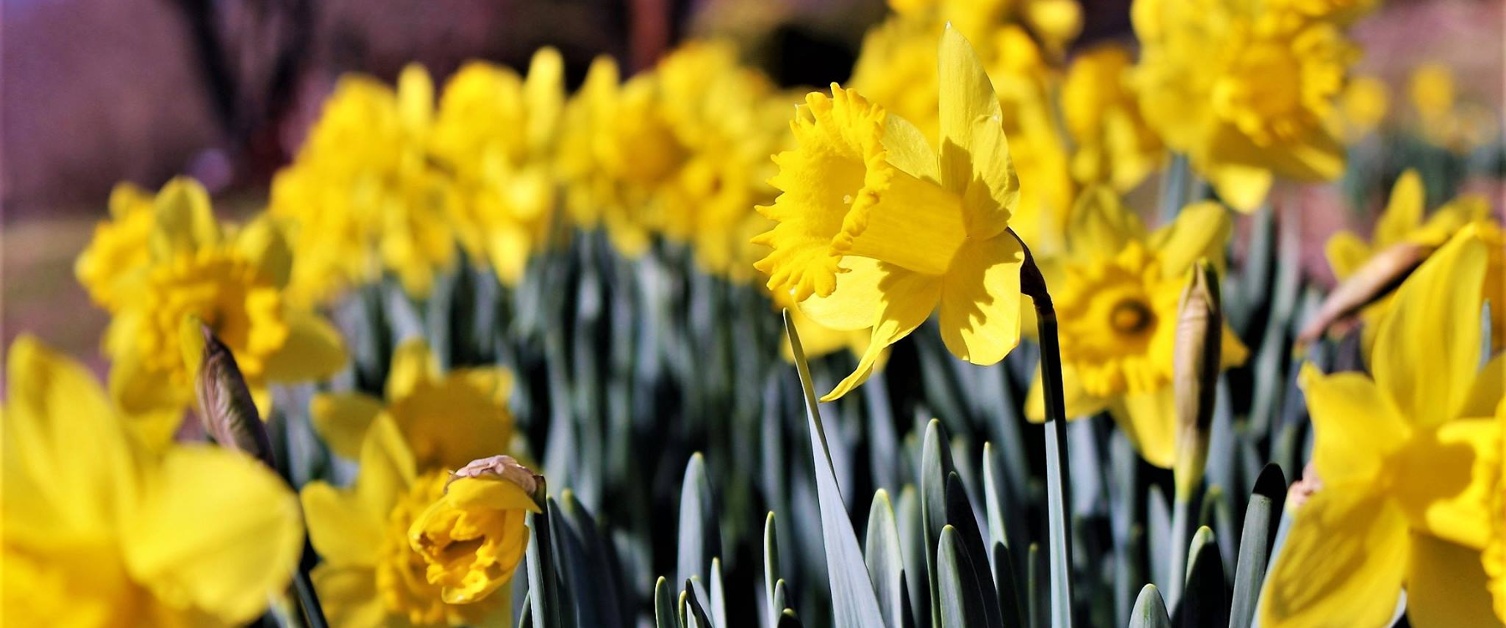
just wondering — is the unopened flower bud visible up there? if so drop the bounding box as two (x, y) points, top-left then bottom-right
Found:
(182, 315), (275, 468)
(408, 455), (545, 605)
(1298, 241), (1431, 345)
(1174, 259), (1221, 500)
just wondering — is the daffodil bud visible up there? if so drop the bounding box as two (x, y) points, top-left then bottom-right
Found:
(407, 455), (544, 605)
(1173, 259), (1221, 500)
(1298, 241), (1430, 345)
(182, 315), (275, 467)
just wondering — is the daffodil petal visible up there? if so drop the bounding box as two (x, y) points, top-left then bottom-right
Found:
(1324, 231), (1370, 280)
(1205, 163), (1271, 213)
(937, 25), (1002, 195)
(1406, 532), (1498, 626)
(1108, 387), (1176, 469)
(150, 178), (221, 259)
(1372, 229), (1488, 424)
(1066, 186), (1144, 261)
(961, 115), (1018, 240)
(1393, 419), (1498, 550)
(310, 392), (384, 460)
(1299, 364), (1407, 486)
(387, 338), (441, 400)
(1220, 323), (1250, 369)
(800, 257), (886, 332)
(1261, 490), (1407, 627)
(937, 235), (1024, 365)
(262, 310), (348, 383)
(357, 414), (418, 516)
(1461, 354), (1505, 419)
(1024, 363), (1111, 423)
(110, 350), (191, 418)
(1375, 170), (1425, 248)
(235, 216), (293, 289)
(882, 112), (939, 182)
(300, 482), (383, 568)
(311, 564), (390, 628)
(821, 267), (940, 401)
(121, 447), (303, 625)
(1150, 201), (1231, 278)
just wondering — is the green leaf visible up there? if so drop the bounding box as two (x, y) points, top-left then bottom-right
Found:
(526, 509), (562, 628)
(777, 609), (804, 628)
(937, 526), (988, 628)
(678, 453), (719, 585)
(710, 559), (728, 628)
(981, 443), (1010, 552)
(655, 577), (681, 628)
(1027, 543), (1045, 628)
(944, 473), (1003, 627)
(992, 543), (1025, 628)
(897, 486), (932, 628)
(783, 311), (889, 627)
(1147, 485), (1172, 596)
(866, 489), (909, 628)
(1129, 585), (1171, 628)
(1229, 465), (1286, 628)
(920, 419), (958, 628)
(765, 512), (782, 627)
(685, 578), (715, 628)
(1174, 527), (1228, 628)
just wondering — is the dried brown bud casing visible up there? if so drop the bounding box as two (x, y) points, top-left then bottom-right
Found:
(1174, 259), (1221, 500)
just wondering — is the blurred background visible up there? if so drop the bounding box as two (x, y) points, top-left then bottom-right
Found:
(2, 0), (1502, 363)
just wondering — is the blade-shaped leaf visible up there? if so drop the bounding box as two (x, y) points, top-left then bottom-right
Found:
(655, 577), (681, 628)
(937, 526), (989, 628)
(992, 542), (1026, 628)
(527, 510), (561, 628)
(1229, 465), (1286, 628)
(783, 311), (888, 627)
(678, 453), (719, 585)
(765, 512), (781, 627)
(1174, 526), (1228, 628)
(921, 419), (958, 628)
(945, 473), (1003, 627)
(1129, 585), (1172, 628)
(867, 489), (909, 628)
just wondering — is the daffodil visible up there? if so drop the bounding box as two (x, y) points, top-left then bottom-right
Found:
(1331, 74), (1389, 142)
(1024, 189), (1248, 467)
(1261, 226), (1504, 626)
(301, 415), (512, 626)
(1484, 398), (1506, 623)
(754, 27), (1024, 401)
(1061, 44), (1165, 193)
(311, 338), (516, 472)
(270, 65), (458, 304)
(2, 336), (304, 626)
(89, 179), (346, 436)
(408, 455), (542, 607)
(1132, 0), (1358, 211)
(75, 183), (156, 312)
(430, 49), (564, 286)
(1406, 63), (1501, 153)
(1323, 169), (1489, 356)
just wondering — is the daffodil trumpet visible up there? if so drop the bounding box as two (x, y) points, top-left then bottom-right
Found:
(1015, 229), (1076, 625)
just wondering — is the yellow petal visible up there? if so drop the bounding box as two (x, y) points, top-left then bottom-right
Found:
(300, 482), (383, 568)
(1260, 491), (1408, 628)
(1375, 170), (1425, 248)
(1299, 364), (1408, 486)
(960, 115), (1018, 241)
(310, 392), (384, 460)
(121, 447), (303, 625)
(1461, 354), (1505, 420)
(937, 25), (1002, 195)
(5, 336), (140, 533)
(821, 267), (940, 401)
(1149, 201), (1231, 278)
(262, 310), (347, 384)
(110, 350), (192, 417)
(835, 166), (969, 276)
(1372, 229), (1488, 424)
(310, 564), (389, 628)
(800, 256), (885, 331)
(1024, 363), (1111, 422)
(387, 338), (441, 400)
(398, 64), (434, 133)
(882, 112), (939, 182)
(235, 216), (293, 288)
(357, 414), (418, 516)
(1108, 387), (1177, 469)
(1204, 163), (1272, 213)
(1220, 323), (1250, 369)
(1324, 231), (1370, 280)
(937, 234), (1024, 365)
(1406, 533), (1498, 627)
(149, 178), (220, 259)
(1065, 186), (1144, 261)
(1393, 419), (1498, 550)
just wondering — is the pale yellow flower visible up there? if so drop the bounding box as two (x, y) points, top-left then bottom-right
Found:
(408, 455), (541, 606)
(1025, 189), (1248, 467)
(755, 27), (1025, 400)
(3, 336), (304, 627)
(1061, 44), (1165, 193)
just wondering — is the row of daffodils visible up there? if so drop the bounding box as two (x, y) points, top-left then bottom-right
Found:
(7, 0), (1504, 623)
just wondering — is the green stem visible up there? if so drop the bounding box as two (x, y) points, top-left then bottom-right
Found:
(1016, 232), (1075, 628)
(292, 564), (329, 628)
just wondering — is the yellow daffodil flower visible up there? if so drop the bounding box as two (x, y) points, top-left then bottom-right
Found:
(310, 338), (516, 472)
(1061, 44), (1165, 193)
(754, 27), (1024, 401)
(2, 336), (304, 626)
(1262, 226), (1504, 626)
(1324, 169), (1490, 356)
(430, 49), (564, 286)
(1133, 0), (1358, 211)
(89, 179), (346, 434)
(408, 455), (542, 606)
(1024, 189), (1248, 467)
(1332, 74), (1389, 142)
(75, 183), (156, 312)
(301, 415), (513, 626)
(270, 65), (458, 304)
(1406, 63), (1502, 153)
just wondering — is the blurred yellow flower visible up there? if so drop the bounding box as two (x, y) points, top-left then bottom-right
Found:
(301, 415), (510, 626)
(1061, 44), (1165, 193)
(75, 183), (156, 312)
(1262, 227), (1503, 626)
(755, 27), (1024, 401)
(431, 49), (564, 286)
(408, 455), (542, 606)
(1333, 74), (1389, 141)
(1407, 63), (1502, 153)
(270, 65), (458, 304)
(1324, 169), (1490, 356)
(1025, 189), (1248, 467)
(2, 336), (304, 627)
(1485, 398), (1506, 622)
(88, 179), (345, 431)
(1133, 0), (1357, 211)
(311, 338), (516, 472)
